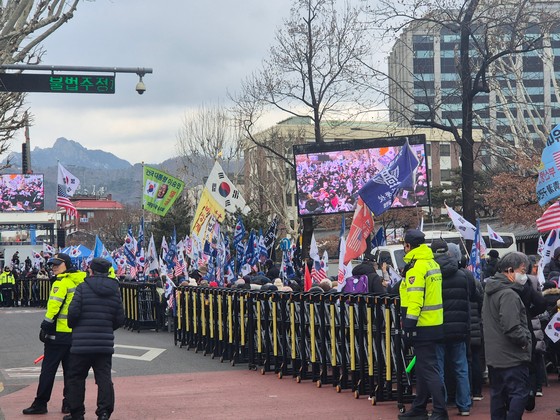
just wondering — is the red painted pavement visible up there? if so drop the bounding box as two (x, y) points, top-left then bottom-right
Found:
(2, 371), (560, 419)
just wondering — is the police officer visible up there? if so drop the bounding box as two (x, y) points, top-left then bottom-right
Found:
(0, 266), (16, 307)
(398, 230), (448, 420)
(23, 253), (86, 415)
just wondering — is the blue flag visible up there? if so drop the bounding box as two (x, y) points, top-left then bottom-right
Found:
(233, 216), (245, 246)
(93, 235), (116, 267)
(358, 141), (419, 216)
(165, 227), (177, 271)
(263, 216), (278, 256)
(468, 219), (482, 281)
(245, 230), (256, 266)
(136, 216), (144, 258)
(536, 123), (560, 206)
(371, 227), (386, 248)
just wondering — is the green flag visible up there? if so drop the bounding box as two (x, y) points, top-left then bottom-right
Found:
(143, 166), (185, 216)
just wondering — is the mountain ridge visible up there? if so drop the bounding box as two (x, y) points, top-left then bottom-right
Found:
(3, 137), (185, 208)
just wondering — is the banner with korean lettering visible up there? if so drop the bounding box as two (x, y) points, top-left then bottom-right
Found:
(143, 166), (185, 216)
(191, 188), (226, 237)
(536, 123), (560, 206)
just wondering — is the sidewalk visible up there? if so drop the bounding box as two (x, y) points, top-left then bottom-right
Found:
(2, 369), (560, 419)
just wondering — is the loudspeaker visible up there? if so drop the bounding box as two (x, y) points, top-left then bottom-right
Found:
(57, 229), (66, 249)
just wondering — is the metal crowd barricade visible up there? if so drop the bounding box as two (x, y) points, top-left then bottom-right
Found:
(119, 282), (159, 332)
(173, 286), (415, 410)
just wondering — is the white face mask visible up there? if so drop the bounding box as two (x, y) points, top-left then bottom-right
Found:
(514, 272), (528, 286)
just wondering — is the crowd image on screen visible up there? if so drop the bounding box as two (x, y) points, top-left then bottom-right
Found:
(295, 144), (428, 215)
(0, 174), (44, 212)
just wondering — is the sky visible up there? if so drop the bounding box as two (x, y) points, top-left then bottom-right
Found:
(13, 0), (292, 165)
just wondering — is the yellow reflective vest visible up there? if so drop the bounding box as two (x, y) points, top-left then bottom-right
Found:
(0, 270), (15, 285)
(399, 244), (444, 342)
(44, 270), (86, 333)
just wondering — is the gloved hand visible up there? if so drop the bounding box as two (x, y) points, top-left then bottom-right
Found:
(40, 320), (55, 334)
(402, 318), (417, 347)
(39, 328), (47, 343)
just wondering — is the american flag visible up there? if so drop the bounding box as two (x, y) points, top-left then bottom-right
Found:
(537, 201), (560, 233)
(554, 151), (560, 171)
(173, 255), (185, 277)
(57, 185), (78, 217)
(57, 163), (79, 217)
(311, 260), (327, 283)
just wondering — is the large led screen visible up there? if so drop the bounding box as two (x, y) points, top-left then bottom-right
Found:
(293, 134), (430, 216)
(0, 174), (44, 212)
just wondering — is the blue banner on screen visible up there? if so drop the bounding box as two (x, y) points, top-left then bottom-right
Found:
(0, 174), (44, 212)
(293, 134), (429, 216)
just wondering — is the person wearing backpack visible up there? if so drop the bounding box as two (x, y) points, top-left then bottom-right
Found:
(349, 254), (386, 294)
(398, 229), (447, 420)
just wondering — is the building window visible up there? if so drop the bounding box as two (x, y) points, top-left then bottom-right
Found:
(425, 143), (431, 157)
(440, 169), (452, 182)
(87, 212), (94, 218)
(440, 143), (451, 157)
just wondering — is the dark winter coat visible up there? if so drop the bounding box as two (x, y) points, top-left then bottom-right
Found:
(468, 272), (484, 347)
(482, 273), (531, 369)
(433, 253), (471, 342)
(352, 261), (386, 294)
(515, 276), (546, 353)
(483, 257), (499, 279)
(266, 266), (280, 281)
(543, 287), (560, 318)
(544, 258), (560, 280)
(68, 274), (125, 354)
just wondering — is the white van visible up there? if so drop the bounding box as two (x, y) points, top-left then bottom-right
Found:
(372, 230), (516, 271)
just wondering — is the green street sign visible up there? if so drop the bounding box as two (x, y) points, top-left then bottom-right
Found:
(0, 73), (115, 94)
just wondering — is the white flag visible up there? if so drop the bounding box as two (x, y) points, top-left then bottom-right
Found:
(486, 225), (505, 244)
(147, 234), (160, 273)
(58, 163), (80, 197)
(322, 250), (329, 274)
(205, 161), (247, 213)
(546, 312), (560, 343)
(338, 236), (347, 286)
(445, 205), (476, 240)
(309, 233), (320, 262)
(538, 236), (545, 257)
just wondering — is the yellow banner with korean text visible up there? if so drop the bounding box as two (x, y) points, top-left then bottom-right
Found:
(191, 187), (226, 237)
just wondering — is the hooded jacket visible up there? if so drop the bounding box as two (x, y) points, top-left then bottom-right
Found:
(352, 261), (385, 294)
(68, 274), (125, 354)
(482, 273), (531, 369)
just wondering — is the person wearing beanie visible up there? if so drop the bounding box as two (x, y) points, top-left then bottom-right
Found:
(399, 230), (447, 420)
(64, 258), (124, 420)
(484, 250), (500, 279)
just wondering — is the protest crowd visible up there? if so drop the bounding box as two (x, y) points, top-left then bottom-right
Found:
(4, 155), (560, 420)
